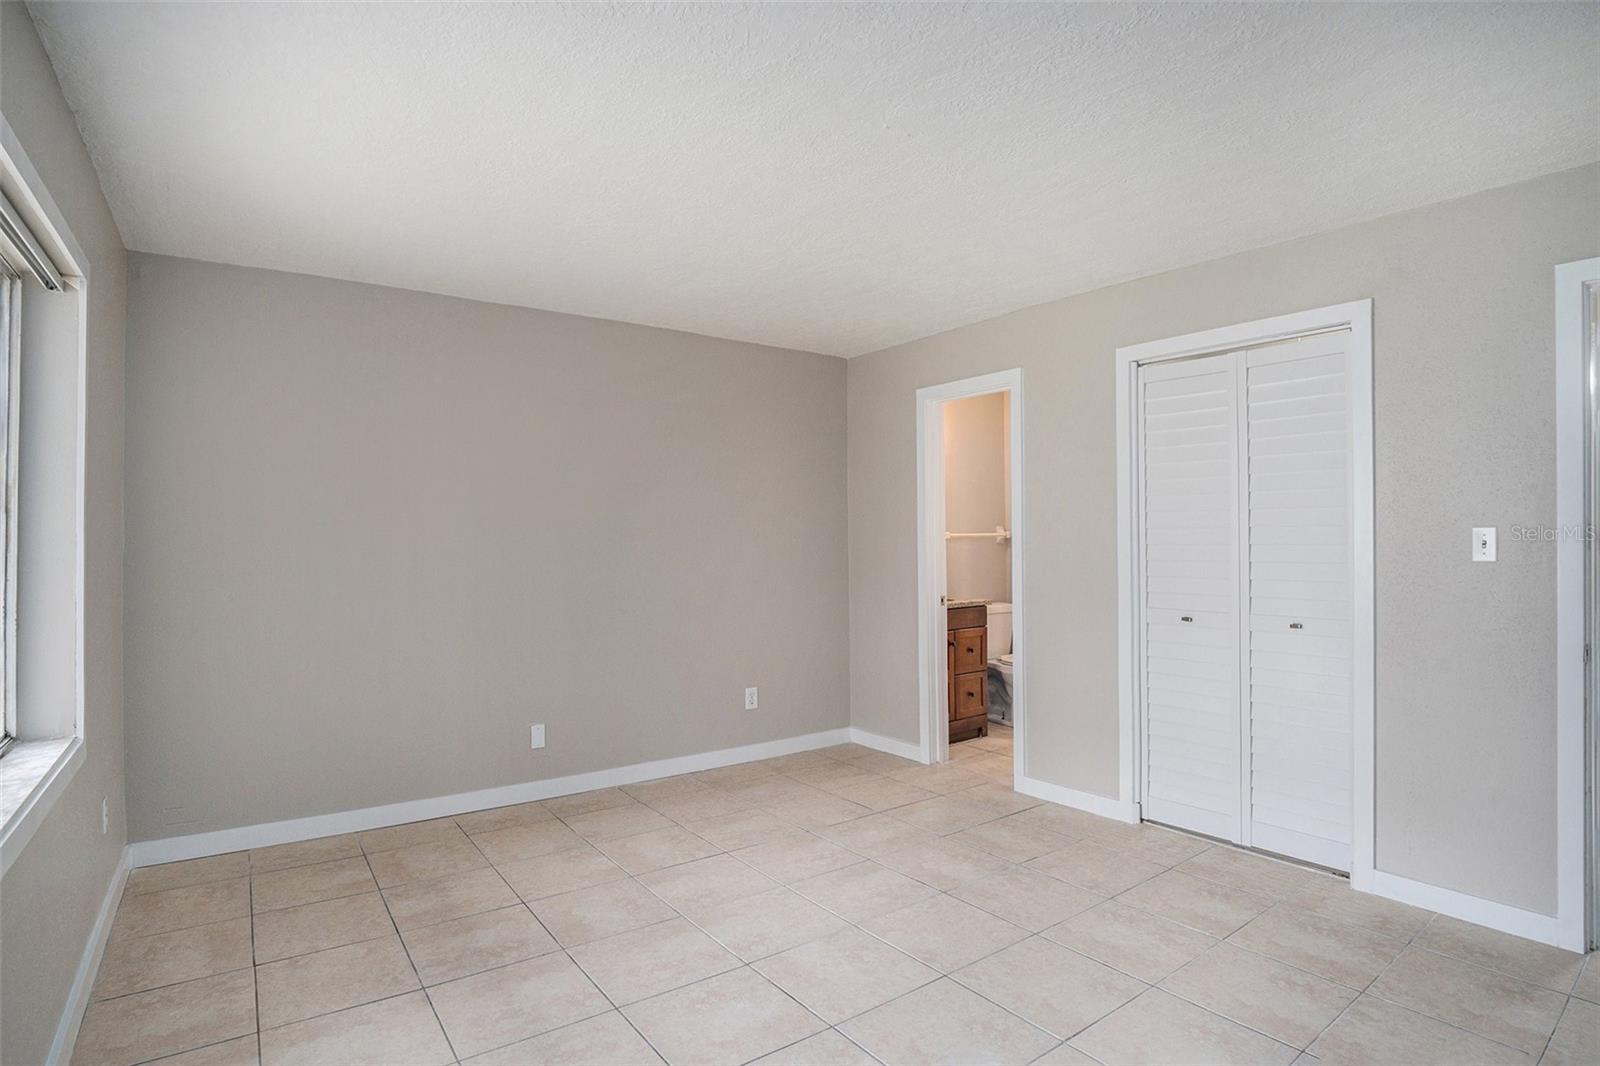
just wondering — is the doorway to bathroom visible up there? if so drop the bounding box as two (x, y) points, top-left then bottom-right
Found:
(916, 369), (1024, 784)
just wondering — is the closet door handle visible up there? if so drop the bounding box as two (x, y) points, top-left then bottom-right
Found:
(1289, 622), (1303, 630)
(1180, 616), (1193, 623)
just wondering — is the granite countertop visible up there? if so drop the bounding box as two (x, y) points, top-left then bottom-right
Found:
(946, 599), (990, 608)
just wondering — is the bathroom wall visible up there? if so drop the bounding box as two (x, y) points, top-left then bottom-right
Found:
(123, 253), (848, 842)
(943, 391), (1011, 603)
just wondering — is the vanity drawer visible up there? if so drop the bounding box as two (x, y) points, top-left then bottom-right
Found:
(951, 628), (986, 674)
(954, 672), (986, 717)
(947, 604), (986, 631)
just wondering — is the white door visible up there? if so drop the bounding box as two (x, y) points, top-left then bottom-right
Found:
(1138, 353), (1243, 842)
(1243, 332), (1353, 869)
(1136, 333), (1355, 871)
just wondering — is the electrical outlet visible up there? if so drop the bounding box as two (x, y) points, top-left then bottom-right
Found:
(744, 687), (758, 711)
(530, 723), (546, 749)
(101, 796), (109, 835)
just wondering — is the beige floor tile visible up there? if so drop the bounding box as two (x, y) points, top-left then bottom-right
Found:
(110, 878), (251, 941)
(1028, 839), (1167, 896)
(1542, 997), (1600, 1066)
(1368, 946), (1566, 1055)
(965, 752), (1018, 781)
(958, 783), (1039, 818)
(366, 838), (489, 888)
(821, 775), (937, 812)
(382, 867), (520, 931)
(750, 1029), (878, 1065)
(252, 891), (394, 963)
(839, 977), (1058, 1065)
(569, 917), (740, 1004)
(951, 815), (1074, 863)
(886, 794), (1004, 835)
(530, 877), (678, 946)
(621, 967), (825, 1066)
(464, 1011), (663, 1065)
(1283, 876), (1433, 941)
(624, 774), (713, 804)
(543, 786), (636, 818)
(94, 917), (253, 1000)
(643, 788), (752, 823)
(951, 865), (1103, 932)
(1414, 914), (1586, 993)
(1043, 900), (1218, 983)
(428, 952), (611, 1059)
(1001, 803), (1109, 842)
(402, 904), (559, 985)
(637, 853), (777, 912)
(816, 813), (940, 858)
(887, 763), (988, 795)
(861, 893), (1028, 972)
(690, 886), (847, 961)
(147, 1034), (260, 1066)
(1577, 955), (1600, 1004)
(126, 853), (251, 896)
(724, 776), (821, 807)
(1162, 942), (1356, 1048)
(255, 934), (419, 1028)
(257, 991), (453, 1066)
(249, 835), (362, 875)
(878, 836), (1012, 891)
(470, 820), (584, 865)
(252, 857), (376, 914)
(594, 825), (720, 875)
(761, 791), (875, 830)
(356, 818), (466, 855)
(1082, 821), (1213, 867)
(1116, 869), (1275, 938)
(1071, 988), (1299, 1066)
(562, 803), (674, 842)
(755, 927), (938, 1024)
(1178, 847), (1320, 898)
(1306, 993), (1532, 1065)
(1228, 903), (1407, 988)
(454, 801), (557, 835)
(959, 937), (1148, 1041)
(683, 808), (794, 849)
(838, 750), (923, 774)
(692, 761), (782, 789)
(792, 859), (937, 923)
(1032, 1043), (1102, 1065)
(782, 760), (878, 790)
(72, 969), (256, 1066)
(496, 845), (628, 901)
(736, 832), (861, 883)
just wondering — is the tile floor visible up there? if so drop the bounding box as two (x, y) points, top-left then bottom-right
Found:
(73, 723), (1599, 1065)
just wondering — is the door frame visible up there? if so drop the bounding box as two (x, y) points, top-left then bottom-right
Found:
(916, 368), (1025, 780)
(1555, 256), (1599, 952)
(1115, 300), (1374, 882)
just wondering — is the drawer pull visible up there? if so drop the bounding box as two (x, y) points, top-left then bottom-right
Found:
(1180, 615), (1193, 623)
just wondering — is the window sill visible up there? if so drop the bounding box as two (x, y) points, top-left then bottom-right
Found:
(0, 735), (83, 877)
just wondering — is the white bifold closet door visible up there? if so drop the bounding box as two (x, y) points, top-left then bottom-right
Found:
(1138, 331), (1353, 871)
(1138, 352), (1243, 842)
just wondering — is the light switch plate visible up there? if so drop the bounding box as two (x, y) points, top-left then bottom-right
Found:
(530, 723), (546, 749)
(1472, 527), (1497, 562)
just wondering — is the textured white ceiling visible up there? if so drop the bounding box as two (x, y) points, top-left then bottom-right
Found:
(28, 1), (1600, 356)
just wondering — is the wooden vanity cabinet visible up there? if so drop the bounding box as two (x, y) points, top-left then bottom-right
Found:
(946, 603), (989, 743)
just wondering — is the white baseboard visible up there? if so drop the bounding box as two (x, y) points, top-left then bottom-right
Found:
(847, 728), (927, 764)
(129, 728), (853, 868)
(1366, 869), (1577, 952)
(1016, 774), (1137, 823)
(49, 845), (130, 1065)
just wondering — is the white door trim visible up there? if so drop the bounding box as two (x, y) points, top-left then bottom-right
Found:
(915, 369), (1025, 780)
(1556, 256), (1599, 953)
(1115, 300), (1374, 880)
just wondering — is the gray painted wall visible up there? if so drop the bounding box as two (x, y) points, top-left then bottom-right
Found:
(847, 165), (1599, 915)
(0, 5), (128, 1065)
(123, 254), (848, 842)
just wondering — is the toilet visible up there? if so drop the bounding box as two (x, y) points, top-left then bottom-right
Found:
(986, 602), (1013, 719)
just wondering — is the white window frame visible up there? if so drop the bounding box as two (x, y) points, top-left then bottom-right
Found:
(0, 116), (90, 878)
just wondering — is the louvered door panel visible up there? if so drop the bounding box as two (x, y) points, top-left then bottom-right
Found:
(1139, 354), (1242, 841)
(1244, 332), (1353, 870)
